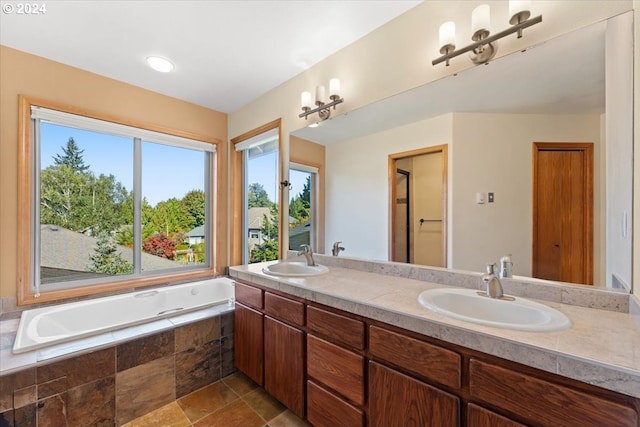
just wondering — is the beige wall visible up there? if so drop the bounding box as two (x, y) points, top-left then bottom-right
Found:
(633, 1), (640, 298)
(412, 152), (444, 267)
(451, 113), (603, 282)
(0, 46), (228, 300)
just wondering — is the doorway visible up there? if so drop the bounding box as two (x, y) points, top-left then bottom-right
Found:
(532, 142), (593, 285)
(389, 145), (447, 267)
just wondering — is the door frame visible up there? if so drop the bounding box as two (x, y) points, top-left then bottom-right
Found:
(532, 142), (594, 284)
(388, 145), (448, 265)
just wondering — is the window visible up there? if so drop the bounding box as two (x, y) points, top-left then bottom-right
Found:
(18, 97), (219, 304)
(234, 127), (280, 264)
(289, 163), (318, 252)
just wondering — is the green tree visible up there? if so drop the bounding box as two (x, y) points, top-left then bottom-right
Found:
(249, 239), (278, 263)
(53, 137), (90, 173)
(88, 231), (133, 275)
(301, 175), (311, 209)
(249, 206), (279, 263)
(182, 189), (205, 229)
(40, 164), (90, 230)
(289, 176), (311, 226)
(248, 183), (272, 208)
(147, 198), (192, 237)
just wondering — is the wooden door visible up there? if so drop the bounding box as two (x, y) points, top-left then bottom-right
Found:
(264, 316), (305, 417)
(532, 143), (593, 284)
(369, 361), (459, 427)
(234, 303), (264, 385)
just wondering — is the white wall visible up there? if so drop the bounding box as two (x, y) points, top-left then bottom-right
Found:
(327, 112), (603, 281)
(605, 12), (634, 290)
(451, 113), (602, 281)
(325, 114), (452, 260)
(634, 0), (640, 299)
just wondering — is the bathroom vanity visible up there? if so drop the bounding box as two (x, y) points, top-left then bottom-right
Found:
(229, 257), (640, 427)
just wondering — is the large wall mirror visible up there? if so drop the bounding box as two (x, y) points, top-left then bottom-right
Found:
(291, 12), (634, 291)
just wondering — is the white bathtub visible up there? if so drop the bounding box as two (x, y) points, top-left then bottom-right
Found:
(12, 277), (235, 354)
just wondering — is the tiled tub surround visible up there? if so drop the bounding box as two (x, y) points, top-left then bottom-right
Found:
(0, 309), (235, 426)
(230, 254), (640, 399)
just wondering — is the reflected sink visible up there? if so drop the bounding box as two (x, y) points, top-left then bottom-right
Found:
(418, 288), (571, 332)
(262, 262), (329, 277)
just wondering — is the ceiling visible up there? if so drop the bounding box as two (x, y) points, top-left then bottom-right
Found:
(293, 19), (606, 145)
(0, 0), (421, 113)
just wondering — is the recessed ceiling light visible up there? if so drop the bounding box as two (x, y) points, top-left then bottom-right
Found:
(146, 56), (174, 73)
(308, 122), (320, 128)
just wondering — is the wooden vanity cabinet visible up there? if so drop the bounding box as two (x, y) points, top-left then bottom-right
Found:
(369, 361), (460, 427)
(306, 305), (366, 427)
(234, 282), (264, 386)
(466, 404), (526, 427)
(234, 281), (305, 418)
(469, 358), (639, 427)
(234, 303), (264, 385)
(234, 279), (640, 427)
(263, 291), (306, 417)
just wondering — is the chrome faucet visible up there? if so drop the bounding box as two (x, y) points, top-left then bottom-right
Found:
(297, 244), (316, 266)
(332, 241), (345, 256)
(481, 263), (504, 299)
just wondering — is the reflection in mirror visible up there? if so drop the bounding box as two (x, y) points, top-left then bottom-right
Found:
(291, 13), (633, 291)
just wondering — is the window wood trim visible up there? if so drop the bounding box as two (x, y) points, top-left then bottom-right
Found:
(17, 95), (223, 306)
(230, 118), (282, 266)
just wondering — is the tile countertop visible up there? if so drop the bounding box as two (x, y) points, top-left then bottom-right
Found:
(228, 256), (640, 399)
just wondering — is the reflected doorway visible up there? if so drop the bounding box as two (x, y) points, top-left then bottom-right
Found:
(532, 142), (593, 285)
(390, 145), (447, 267)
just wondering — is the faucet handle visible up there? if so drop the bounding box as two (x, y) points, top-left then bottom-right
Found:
(485, 263), (496, 274)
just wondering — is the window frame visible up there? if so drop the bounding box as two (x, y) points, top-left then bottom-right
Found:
(230, 119), (283, 266)
(289, 161), (320, 252)
(17, 96), (223, 305)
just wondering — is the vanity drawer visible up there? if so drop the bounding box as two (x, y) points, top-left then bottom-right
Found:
(307, 380), (364, 427)
(469, 359), (638, 427)
(307, 305), (364, 350)
(369, 325), (461, 389)
(264, 292), (305, 327)
(235, 282), (263, 309)
(307, 335), (365, 405)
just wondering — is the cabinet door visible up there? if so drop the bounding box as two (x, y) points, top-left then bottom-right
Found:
(307, 380), (364, 427)
(264, 316), (305, 417)
(234, 302), (263, 386)
(369, 361), (459, 427)
(467, 404), (526, 427)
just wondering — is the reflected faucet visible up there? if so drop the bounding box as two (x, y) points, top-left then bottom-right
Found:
(332, 241), (345, 256)
(499, 254), (513, 278)
(297, 244), (316, 266)
(481, 263), (504, 299)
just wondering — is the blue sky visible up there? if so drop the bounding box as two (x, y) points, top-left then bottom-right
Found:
(247, 152), (309, 204)
(41, 123), (204, 206)
(41, 123), (307, 206)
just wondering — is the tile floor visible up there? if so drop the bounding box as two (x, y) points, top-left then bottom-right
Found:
(122, 372), (312, 427)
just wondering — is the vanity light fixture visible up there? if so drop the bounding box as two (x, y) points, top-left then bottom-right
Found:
(433, 0), (542, 67)
(299, 78), (344, 121)
(146, 56), (174, 73)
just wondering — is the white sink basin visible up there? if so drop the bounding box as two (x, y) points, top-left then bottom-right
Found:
(262, 262), (329, 277)
(418, 288), (571, 332)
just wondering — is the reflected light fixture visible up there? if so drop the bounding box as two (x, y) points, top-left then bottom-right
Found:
(146, 56), (174, 73)
(299, 78), (344, 121)
(433, 0), (541, 67)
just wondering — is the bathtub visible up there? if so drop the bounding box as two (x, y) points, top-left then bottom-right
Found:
(12, 277), (235, 354)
